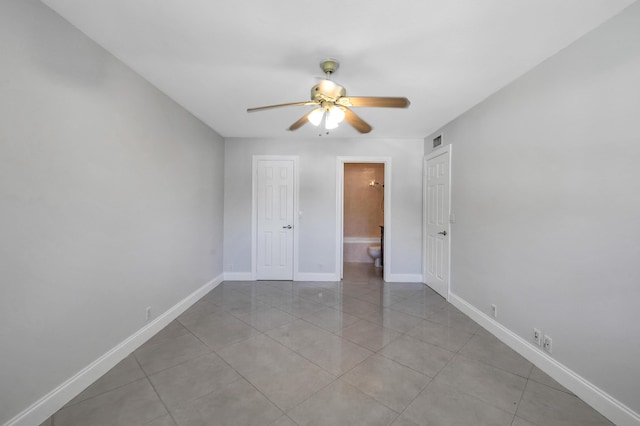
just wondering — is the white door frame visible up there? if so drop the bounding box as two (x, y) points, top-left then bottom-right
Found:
(422, 145), (452, 299)
(252, 155), (300, 280)
(336, 156), (392, 282)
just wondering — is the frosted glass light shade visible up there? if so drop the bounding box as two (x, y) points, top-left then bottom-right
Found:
(308, 108), (324, 126)
(324, 105), (345, 129)
(328, 106), (345, 123)
(325, 115), (339, 129)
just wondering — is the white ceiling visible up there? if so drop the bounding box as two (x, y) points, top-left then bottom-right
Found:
(42, 0), (635, 139)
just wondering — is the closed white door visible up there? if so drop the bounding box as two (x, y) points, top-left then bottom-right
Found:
(256, 160), (294, 280)
(424, 150), (450, 298)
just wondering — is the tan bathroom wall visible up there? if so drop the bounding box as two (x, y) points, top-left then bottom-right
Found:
(344, 163), (384, 238)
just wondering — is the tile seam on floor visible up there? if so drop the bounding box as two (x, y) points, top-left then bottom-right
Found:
(213, 330), (350, 414)
(334, 318), (404, 352)
(281, 376), (340, 418)
(268, 415), (300, 426)
(374, 352), (444, 381)
(286, 379), (403, 425)
(225, 303), (295, 333)
(384, 319), (515, 425)
(134, 350), (187, 425)
(293, 315), (382, 356)
(168, 319), (291, 418)
(435, 352), (527, 417)
(260, 322), (369, 378)
(339, 356), (433, 418)
(187, 333), (289, 418)
(52, 376), (157, 425)
(455, 337), (533, 380)
(58, 353), (145, 409)
(383, 376), (434, 425)
(138, 349), (180, 426)
(403, 321), (475, 353)
(509, 373), (531, 426)
(380, 326), (460, 424)
(133, 338), (216, 378)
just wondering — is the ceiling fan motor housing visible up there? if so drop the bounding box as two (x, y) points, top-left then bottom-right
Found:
(311, 82), (346, 102)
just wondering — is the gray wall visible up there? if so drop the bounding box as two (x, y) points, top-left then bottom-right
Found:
(224, 138), (424, 278)
(0, 0), (225, 423)
(426, 3), (640, 414)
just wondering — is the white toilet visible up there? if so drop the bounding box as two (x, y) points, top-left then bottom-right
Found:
(368, 245), (382, 268)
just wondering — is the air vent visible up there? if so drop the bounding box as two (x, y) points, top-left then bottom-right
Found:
(433, 134), (442, 148)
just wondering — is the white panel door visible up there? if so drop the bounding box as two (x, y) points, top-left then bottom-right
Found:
(424, 150), (450, 298)
(256, 160), (294, 280)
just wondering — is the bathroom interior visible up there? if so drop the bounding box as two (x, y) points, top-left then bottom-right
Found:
(343, 163), (385, 275)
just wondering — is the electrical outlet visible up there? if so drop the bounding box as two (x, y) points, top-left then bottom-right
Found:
(533, 328), (542, 346)
(145, 306), (152, 322)
(543, 335), (553, 353)
(491, 304), (497, 318)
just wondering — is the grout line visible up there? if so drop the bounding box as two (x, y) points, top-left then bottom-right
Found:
(510, 377), (529, 426)
(58, 354), (153, 409)
(387, 375), (434, 424)
(131, 353), (181, 426)
(133, 329), (216, 377)
(257, 328), (347, 378)
(179, 329), (288, 418)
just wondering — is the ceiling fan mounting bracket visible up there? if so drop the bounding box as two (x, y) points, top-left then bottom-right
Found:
(320, 59), (339, 76)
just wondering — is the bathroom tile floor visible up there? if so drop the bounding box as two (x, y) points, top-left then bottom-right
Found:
(43, 263), (613, 426)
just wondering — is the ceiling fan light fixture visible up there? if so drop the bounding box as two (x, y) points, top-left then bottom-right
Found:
(308, 107), (324, 126)
(325, 114), (339, 130)
(325, 105), (344, 129)
(328, 105), (345, 124)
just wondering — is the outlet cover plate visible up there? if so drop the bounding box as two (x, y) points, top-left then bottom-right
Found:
(533, 328), (542, 346)
(543, 335), (553, 353)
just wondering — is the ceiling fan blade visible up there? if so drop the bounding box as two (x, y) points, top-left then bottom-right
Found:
(247, 101), (317, 113)
(338, 96), (410, 108)
(288, 110), (314, 131)
(343, 108), (372, 134)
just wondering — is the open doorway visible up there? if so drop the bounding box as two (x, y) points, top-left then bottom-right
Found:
(336, 157), (391, 282)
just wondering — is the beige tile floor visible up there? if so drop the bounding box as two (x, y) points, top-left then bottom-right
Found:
(43, 263), (613, 426)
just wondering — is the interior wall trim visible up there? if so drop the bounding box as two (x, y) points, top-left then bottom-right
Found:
(343, 237), (380, 244)
(294, 272), (341, 282)
(4, 274), (224, 426)
(386, 274), (424, 283)
(223, 272), (255, 281)
(449, 292), (640, 426)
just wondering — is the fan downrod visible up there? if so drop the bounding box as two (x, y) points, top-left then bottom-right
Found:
(320, 59), (339, 76)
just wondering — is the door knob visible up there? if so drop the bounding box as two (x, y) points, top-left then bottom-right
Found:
(437, 230), (447, 236)
(283, 225), (292, 229)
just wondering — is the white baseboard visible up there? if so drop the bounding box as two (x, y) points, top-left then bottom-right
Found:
(223, 272), (254, 281)
(294, 272), (340, 282)
(5, 274), (224, 426)
(449, 292), (640, 426)
(224, 272), (340, 282)
(386, 273), (424, 283)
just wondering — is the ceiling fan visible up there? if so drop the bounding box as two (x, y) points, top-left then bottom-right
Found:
(247, 59), (410, 134)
